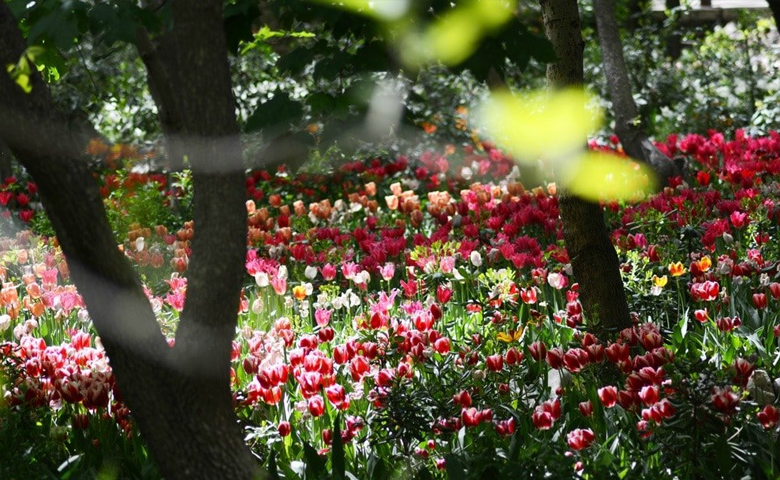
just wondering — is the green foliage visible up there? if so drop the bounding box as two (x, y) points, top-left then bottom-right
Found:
(105, 173), (177, 241)
(584, 7), (780, 138)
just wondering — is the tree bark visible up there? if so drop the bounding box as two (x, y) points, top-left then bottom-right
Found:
(0, 3), (262, 478)
(593, 0), (678, 184)
(539, 0), (632, 332)
(665, 0), (683, 59)
(768, 1), (780, 30)
(0, 139), (13, 182)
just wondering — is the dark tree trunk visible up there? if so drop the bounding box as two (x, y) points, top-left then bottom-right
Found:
(0, 3), (262, 479)
(593, 0), (678, 184)
(539, 0), (632, 333)
(0, 139), (13, 182)
(665, 0), (683, 59)
(136, 29), (187, 171)
(625, 0), (642, 32)
(768, 1), (780, 30)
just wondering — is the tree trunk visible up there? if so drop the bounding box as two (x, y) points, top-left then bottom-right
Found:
(665, 0), (683, 59)
(539, 0), (632, 333)
(0, 3), (262, 478)
(593, 0), (678, 184)
(768, 1), (780, 30)
(0, 139), (13, 182)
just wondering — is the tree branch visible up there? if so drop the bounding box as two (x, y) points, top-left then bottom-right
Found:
(593, 0), (679, 183)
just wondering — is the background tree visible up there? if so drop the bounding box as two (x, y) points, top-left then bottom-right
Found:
(0, 1), (260, 477)
(0, 0), (556, 476)
(539, 0), (632, 332)
(592, 0), (679, 182)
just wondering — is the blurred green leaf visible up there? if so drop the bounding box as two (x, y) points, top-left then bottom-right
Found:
(564, 151), (656, 202)
(310, 0), (410, 21)
(478, 88), (600, 162)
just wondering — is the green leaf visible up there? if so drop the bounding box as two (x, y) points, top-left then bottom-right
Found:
(331, 415), (345, 480)
(267, 448), (280, 480)
(367, 452), (387, 480)
(244, 92), (303, 133)
(14, 73), (32, 93)
(223, 0), (260, 53)
(277, 46), (318, 75)
(88, 3), (138, 46)
(444, 454), (467, 480)
(302, 441), (327, 480)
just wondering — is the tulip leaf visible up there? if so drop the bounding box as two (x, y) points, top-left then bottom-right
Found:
(331, 414), (345, 480)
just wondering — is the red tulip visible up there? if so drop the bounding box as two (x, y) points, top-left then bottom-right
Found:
(486, 354), (504, 372)
(505, 347), (523, 366)
(578, 400), (593, 417)
(567, 428), (595, 451)
(453, 390), (472, 408)
(711, 387), (740, 414)
(605, 343), (630, 363)
(461, 407), (480, 428)
(436, 285), (453, 304)
(528, 341), (547, 361)
(638, 385), (659, 406)
(308, 395), (325, 417)
(532, 409), (554, 430)
(732, 358), (754, 388)
(598, 386), (618, 408)
(757, 405), (780, 429)
(546, 348), (564, 369)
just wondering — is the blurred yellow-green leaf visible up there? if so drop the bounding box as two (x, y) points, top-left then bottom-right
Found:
(15, 73), (32, 93)
(562, 151), (657, 202)
(478, 87), (600, 162)
(401, 0), (515, 67)
(311, 0), (410, 20)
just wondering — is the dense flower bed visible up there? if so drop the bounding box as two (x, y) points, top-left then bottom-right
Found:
(2, 130), (780, 478)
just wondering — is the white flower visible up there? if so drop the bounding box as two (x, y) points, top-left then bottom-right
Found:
(277, 265), (288, 280)
(24, 319), (38, 334)
(453, 268), (465, 281)
(547, 272), (567, 290)
(13, 323), (25, 340)
(135, 237), (145, 252)
(354, 270), (370, 285)
(254, 272), (269, 287)
(470, 251), (482, 267)
(0, 314), (10, 332)
(305, 265), (318, 280)
(251, 298), (263, 314)
(348, 291), (361, 307)
(332, 296), (345, 310)
(461, 166), (473, 180)
(241, 325), (254, 339)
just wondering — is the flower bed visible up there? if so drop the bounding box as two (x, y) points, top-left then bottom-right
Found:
(2, 130), (780, 478)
